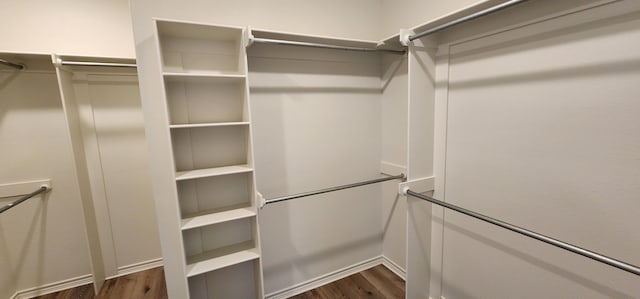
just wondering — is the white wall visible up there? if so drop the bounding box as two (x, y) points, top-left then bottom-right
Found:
(248, 44), (383, 294)
(0, 56), (92, 298)
(434, 1), (640, 298)
(1, 0), (136, 58)
(380, 53), (408, 272)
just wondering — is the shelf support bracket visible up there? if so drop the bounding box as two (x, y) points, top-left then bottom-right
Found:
(399, 176), (434, 195)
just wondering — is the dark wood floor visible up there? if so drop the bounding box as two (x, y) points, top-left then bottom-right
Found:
(34, 266), (167, 299)
(34, 264), (404, 299)
(290, 265), (405, 299)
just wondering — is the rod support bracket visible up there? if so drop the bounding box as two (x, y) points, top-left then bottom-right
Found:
(400, 29), (414, 46)
(257, 192), (265, 209)
(245, 27), (255, 47)
(398, 176), (434, 195)
(400, 186), (410, 196)
(51, 55), (63, 67)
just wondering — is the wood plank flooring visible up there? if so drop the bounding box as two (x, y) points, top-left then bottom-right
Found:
(34, 266), (167, 299)
(33, 264), (404, 299)
(290, 265), (405, 299)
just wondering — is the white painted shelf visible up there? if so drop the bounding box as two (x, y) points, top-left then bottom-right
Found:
(186, 242), (260, 277)
(169, 122), (250, 129)
(181, 206), (256, 231)
(175, 165), (253, 181)
(163, 72), (245, 80)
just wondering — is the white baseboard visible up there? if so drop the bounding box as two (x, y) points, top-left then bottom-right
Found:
(381, 255), (406, 280)
(12, 258), (164, 299)
(107, 258), (163, 279)
(265, 256), (384, 299)
(12, 274), (93, 299)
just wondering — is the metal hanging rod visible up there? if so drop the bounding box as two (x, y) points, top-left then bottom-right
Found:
(409, 0), (529, 41)
(0, 186), (49, 214)
(58, 60), (137, 68)
(405, 189), (640, 276)
(251, 37), (406, 54)
(264, 173), (405, 205)
(0, 58), (26, 70)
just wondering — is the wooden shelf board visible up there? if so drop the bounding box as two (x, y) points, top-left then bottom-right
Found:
(175, 165), (252, 181)
(163, 72), (245, 80)
(169, 122), (250, 129)
(181, 206), (256, 230)
(250, 28), (380, 48)
(185, 242), (259, 277)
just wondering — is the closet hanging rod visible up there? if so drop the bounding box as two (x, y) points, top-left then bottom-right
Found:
(0, 58), (25, 70)
(0, 186), (49, 214)
(251, 37), (406, 54)
(264, 173), (405, 205)
(405, 189), (640, 277)
(409, 0), (529, 41)
(59, 60), (137, 68)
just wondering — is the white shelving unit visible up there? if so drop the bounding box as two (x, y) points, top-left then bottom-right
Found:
(154, 19), (264, 298)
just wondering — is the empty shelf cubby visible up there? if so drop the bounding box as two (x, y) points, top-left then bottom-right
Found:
(156, 20), (245, 75)
(188, 259), (260, 299)
(164, 75), (248, 126)
(178, 172), (253, 215)
(171, 125), (249, 173)
(182, 218), (258, 277)
(178, 172), (255, 230)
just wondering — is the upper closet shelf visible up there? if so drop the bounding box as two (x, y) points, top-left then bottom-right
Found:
(250, 28), (381, 48)
(248, 28), (407, 54)
(175, 165), (253, 181)
(1, 53), (54, 72)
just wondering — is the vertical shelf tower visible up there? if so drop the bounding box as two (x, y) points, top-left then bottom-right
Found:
(154, 19), (264, 298)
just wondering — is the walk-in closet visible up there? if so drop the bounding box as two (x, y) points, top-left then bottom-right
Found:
(2, 0), (639, 298)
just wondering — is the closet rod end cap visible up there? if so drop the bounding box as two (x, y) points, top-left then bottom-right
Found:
(399, 29), (414, 46)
